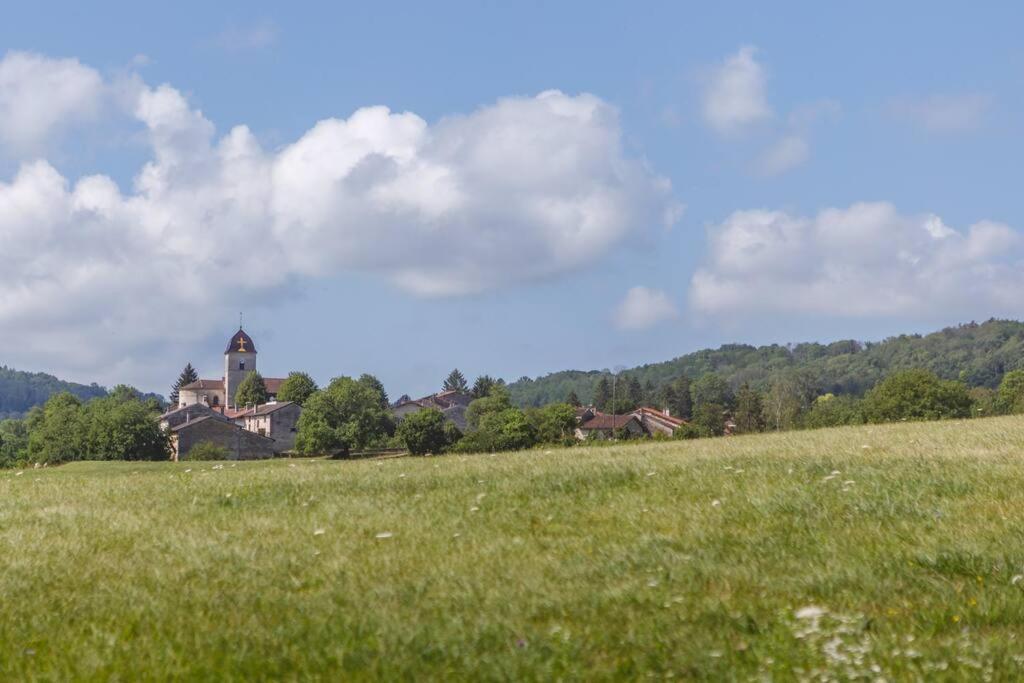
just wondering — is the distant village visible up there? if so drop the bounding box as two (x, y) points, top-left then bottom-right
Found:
(160, 327), (692, 460)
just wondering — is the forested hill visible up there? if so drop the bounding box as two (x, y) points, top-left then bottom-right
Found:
(0, 366), (151, 419)
(507, 319), (1024, 407)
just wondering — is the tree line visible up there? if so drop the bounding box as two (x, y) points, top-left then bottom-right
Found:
(506, 319), (1024, 408)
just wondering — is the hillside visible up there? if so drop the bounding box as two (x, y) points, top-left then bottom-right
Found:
(508, 319), (1024, 406)
(3, 417), (1024, 678)
(0, 366), (163, 419)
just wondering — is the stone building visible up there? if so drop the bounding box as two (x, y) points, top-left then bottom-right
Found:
(177, 328), (286, 409)
(391, 389), (472, 430)
(237, 401), (302, 452)
(168, 415), (277, 461)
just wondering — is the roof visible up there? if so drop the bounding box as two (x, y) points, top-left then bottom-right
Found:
(578, 414), (641, 430)
(169, 415), (219, 431)
(225, 328), (257, 354)
(180, 379), (224, 391)
(249, 401), (297, 416)
(633, 407), (686, 427)
(264, 378), (285, 394)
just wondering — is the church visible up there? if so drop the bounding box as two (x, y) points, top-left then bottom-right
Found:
(177, 328), (287, 409)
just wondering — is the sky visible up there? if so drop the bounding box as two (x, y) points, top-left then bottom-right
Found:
(2, 1), (1024, 398)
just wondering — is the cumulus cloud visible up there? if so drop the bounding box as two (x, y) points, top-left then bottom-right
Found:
(613, 286), (679, 330)
(888, 93), (993, 132)
(690, 202), (1024, 319)
(754, 135), (809, 176)
(701, 46), (771, 134)
(0, 51), (104, 152)
(0, 53), (678, 384)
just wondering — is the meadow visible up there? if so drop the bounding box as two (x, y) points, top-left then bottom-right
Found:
(3, 417), (1024, 680)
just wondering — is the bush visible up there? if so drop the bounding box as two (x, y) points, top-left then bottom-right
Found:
(397, 408), (455, 455)
(184, 441), (231, 461)
(802, 394), (864, 429)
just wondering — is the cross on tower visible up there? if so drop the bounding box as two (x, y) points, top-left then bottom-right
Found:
(236, 337), (248, 352)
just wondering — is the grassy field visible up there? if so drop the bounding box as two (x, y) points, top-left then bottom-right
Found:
(3, 418), (1024, 680)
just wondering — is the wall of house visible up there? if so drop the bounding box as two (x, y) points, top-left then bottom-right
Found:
(178, 388), (225, 409)
(176, 419), (276, 460)
(268, 404), (301, 451)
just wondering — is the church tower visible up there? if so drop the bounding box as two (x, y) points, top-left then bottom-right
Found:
(224, 327), (257, 407)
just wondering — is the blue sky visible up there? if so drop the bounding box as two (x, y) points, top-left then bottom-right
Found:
(2, 2), (1023, 398)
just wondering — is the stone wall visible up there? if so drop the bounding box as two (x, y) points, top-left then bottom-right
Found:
(175, 417), (276, 460)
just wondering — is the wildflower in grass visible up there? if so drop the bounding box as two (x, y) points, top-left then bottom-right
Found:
(375, 532), (393, 539)
(1011, 575), (1023, 586)
(184, 469), (192, 473)
(313, 528), (325, 536)
(15, 471), (23, 476)
(711, 499), (721, 507)
(399, 473), (406, 478)
(470, 506), (480, 512)
(951, 615), (960, 623)
(795, 606), (826, 620)
(646, 471), (656, 477)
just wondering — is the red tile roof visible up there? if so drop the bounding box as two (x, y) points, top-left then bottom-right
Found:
(578, 414), (641, 430)
(633, 407), (686, 426)
(181, 379), (224, 391)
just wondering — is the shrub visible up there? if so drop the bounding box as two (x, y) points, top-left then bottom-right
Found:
(397, 408), (453, 455)
(184, 441), (231, 461)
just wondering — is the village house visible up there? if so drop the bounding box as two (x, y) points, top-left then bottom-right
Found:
(392, 389), (473, 430)
(575, 406), (687, 440)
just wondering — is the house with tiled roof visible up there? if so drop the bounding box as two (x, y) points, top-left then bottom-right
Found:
(392, 389), (473, 430)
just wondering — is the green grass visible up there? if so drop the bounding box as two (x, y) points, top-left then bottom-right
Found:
(4, 418), (1024, 680)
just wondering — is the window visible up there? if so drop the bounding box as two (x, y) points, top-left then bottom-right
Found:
(211, 396), (219, 406)
(239, 360), (246, 370)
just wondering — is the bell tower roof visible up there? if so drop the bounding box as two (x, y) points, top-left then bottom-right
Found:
(225, 328), (256, 354)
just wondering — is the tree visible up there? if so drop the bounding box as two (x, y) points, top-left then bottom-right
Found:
(295, 377), (395, 454)
(670, 376), (693, 418)
(456, 408), (537, 453)
(471, 375), (502, 399)
(234, 371), (268, 407)
(733, 383), (765, 434)
(277, 372), (318, 406)
(27, 393), (88, 465)
(593, 377), (612, 412)
(443, 369), (469, 393)
(566, 390), (582, 407)
(692, 402), (726, 437)
(627, 376), (644, 409)
(691, 374), (733, 412)
(85, 391), (169, 461)
(803, 394), (864, 429)
(762, 371), (816, 431)
(861, 369), (972, 423)
(396, 408), (456, 455)
(465, 385), (512, 430)
(0, 418), (28, 467)
(528, 403), (577, 444)
(997, 369), (1024, 414)
(169, 363), (198, 406)
(357, 374), (389, 409)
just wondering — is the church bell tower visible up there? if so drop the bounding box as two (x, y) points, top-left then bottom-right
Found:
(224, 327), (257, 407)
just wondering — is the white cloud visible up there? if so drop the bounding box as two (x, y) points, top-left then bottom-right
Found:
(888, 93), (993, 132)
(755, 135), (809, 176)
(613, 286), (679, 330)
(0, 51), (104, 152)
(690, 202), (1024, 319)
(702, 46), (771, 134)
(216, 21), (278, 51)
(0, 55), (678, 386)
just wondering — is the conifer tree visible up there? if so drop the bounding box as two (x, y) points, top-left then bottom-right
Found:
(443, 368), (469, 393)
(566, 390), (581, 407)
(593, 377), (612, 411)
(169, 363), (198, 406)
